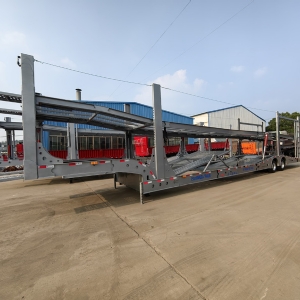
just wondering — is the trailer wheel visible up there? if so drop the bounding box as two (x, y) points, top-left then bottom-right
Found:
(278, 159), (285, 171)
(269, 160), (277, 173)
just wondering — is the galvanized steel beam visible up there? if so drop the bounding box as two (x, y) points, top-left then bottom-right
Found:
(21, 54), (38, 180)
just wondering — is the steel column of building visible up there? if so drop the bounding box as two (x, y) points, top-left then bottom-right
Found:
(152, 84), (165, 179)
(21, 53), (38, 180)
(276, 111), (280, 156)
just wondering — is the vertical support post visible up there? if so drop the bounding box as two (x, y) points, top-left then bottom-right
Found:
(113, 173), (117, 189)
(276, 111), (280, 156)
(180, 137), (185, 153)
(208, 138), (211, 152)
(21, 53), (38, 179)
(294, 120), (296, 158)
(152, 83), (165, 179)
(125, 131), (133, 158)
(238, 118), (241, 130)
(5, 117), (12, 159)
(262, 133), (268, 160)
(139, 182), (144, 205)
(12, 130), (16, 159)
(262, 122), (264, 132)
(199, 138), (205, 152)
(67, 89), (81, 160)
(295, 116), (300, 157)
(229, 139), (232, 157)
(124, 104), (133, 158)
(238, 139), (242, 155)
(67, 123), (77, 159)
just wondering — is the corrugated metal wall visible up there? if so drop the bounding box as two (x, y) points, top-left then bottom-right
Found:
(193, 114), (208, 126)
(43, 102), (125, 130)
(129, 103), (193, 124)
(43, 101), (194, 148)
(207, 106), (265, 131)
(43, 101), (193, 128)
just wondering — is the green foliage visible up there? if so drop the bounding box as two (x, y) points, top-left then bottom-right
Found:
(266, 112), (300, 134)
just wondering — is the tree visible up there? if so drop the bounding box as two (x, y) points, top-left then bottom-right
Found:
(266, 112), (300, 134)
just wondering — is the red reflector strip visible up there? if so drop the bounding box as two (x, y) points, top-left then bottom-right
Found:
(157, 179), (165, 182)
(149, 170), (156, 179)
(170, 177), (177, 180)
(143, 181), (152, 185)
(69, 162), (82, 166)
(119, 159), (129, 162)
(99, 160), (110, 164)
(38, 165), (54, 169)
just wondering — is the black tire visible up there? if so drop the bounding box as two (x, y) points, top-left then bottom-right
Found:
(278, 159), (285, 171)
(269, 160), (277, 173)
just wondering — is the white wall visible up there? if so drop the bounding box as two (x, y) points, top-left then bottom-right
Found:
(193, 114), (208, 126)
(208, 106), (265, 131)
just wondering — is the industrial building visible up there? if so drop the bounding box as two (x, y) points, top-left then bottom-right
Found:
(43, 101), (194, 151)
(192, 105), (266, 132)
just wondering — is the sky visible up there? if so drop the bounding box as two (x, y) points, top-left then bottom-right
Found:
(1, 0), (300, 141)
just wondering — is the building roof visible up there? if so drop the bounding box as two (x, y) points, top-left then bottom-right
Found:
(83, 101), (191, 120)
(191, 105), (266, 122)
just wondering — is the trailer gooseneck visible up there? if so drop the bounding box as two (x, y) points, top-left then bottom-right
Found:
(0, 53), (299, 203)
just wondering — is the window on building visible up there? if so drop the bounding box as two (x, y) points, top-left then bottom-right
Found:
(80, 135), (124, 150)
(49, 135), (67, 150)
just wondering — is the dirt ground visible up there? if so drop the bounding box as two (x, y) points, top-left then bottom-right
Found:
(1, 165), (300, 300)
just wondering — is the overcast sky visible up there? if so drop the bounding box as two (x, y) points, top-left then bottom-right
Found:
(1, 0), (300, 141)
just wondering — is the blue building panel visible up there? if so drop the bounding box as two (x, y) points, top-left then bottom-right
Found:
(42, 101), (194, 148)
(43, 101), (193, 128)
(42, 131), (49, 150)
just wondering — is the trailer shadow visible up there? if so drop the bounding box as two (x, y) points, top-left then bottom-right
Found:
(97, 166), (300, 207)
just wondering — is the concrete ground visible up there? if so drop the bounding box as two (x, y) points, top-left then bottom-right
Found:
(1, 166), (300, 300)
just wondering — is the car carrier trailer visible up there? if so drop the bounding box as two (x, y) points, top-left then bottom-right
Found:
(0, 53), (300, 203)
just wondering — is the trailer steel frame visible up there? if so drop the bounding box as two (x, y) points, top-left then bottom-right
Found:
(0, 53), (299, 203)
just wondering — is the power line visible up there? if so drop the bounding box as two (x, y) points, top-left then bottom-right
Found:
(109, 0), (192, 97)
(35, 60), (151, 87)
(113, 0), (254, 98)
(143, 0), (255, 81)
(35, 55), (275, 115)
(161, 86), (276, 113)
